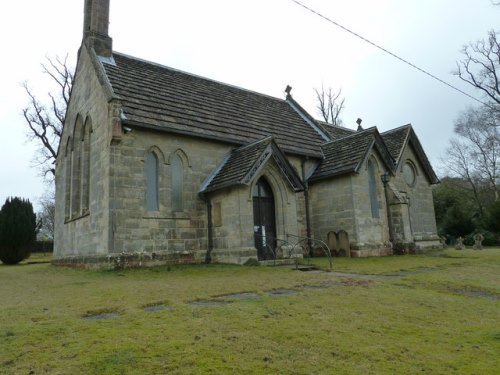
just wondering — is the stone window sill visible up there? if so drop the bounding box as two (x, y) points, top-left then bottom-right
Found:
(64, 211), (90, 224)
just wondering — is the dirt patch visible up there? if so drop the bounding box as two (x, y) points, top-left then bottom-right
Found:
(380, 270), (419, 276)
(144, 304), (174, 312)
(218, 292), (260, 300)
(266, 289), (299, 296)
(82, 309), (121, 320)
(340, 278), (374, 287)
(189, 300), (230, 306)
(452, 288), (500, 300)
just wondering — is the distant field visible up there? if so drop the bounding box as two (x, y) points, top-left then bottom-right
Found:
(1, 249), (499, 374)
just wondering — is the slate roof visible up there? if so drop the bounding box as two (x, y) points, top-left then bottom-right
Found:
(381, 125), (439, 184)
(309, 127), (395, 182)
(380, 125), (411, 162)
(101, 52), (325, 158)
(200, 137), (304, 193)
(316, 121), (356, 140)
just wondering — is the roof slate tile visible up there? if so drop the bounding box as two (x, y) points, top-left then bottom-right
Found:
(102, 53), (325, 157)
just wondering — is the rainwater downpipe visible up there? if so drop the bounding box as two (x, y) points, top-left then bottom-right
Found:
(302, 157), (313, 257)
(204, 196), (214, 264)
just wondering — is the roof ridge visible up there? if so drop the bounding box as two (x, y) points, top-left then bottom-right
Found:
(317, 121), (357, 132)
(321, 126), (378, 146)
(111, 51), (289, 104)
(236, 136), (274, 152)
(380, 123), (412, 135)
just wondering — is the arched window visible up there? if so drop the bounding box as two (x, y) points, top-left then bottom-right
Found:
(80, 117), (92, 213)
(146, 152), (159, 211)
(71, 115), (84, 217)
(64, 137), (72, 220)
(171, 154), (183, 211)
(367, 159), (379, 218)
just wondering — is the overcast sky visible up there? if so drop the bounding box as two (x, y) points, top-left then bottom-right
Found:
(0, 0), (498, 211)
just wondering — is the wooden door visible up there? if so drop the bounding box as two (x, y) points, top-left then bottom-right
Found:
(253, 178), (276, 260)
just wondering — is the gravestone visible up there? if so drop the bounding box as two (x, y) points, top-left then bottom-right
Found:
(473, 233), (484, 250)
(455, 236), (465, 250)
(327, 231), (338, 256)
(337, 230), (350, 257)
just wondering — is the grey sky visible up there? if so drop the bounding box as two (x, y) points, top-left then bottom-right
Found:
(0, 0), (498, 211)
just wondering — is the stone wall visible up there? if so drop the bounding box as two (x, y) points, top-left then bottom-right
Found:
(391, 144), (440, 248)
(54, 44), (113, 260)
(309, 151), (392, 257)
(209, 158), (303, 264)
(108, 128), (232, 263)
(55, 53), (306, 267)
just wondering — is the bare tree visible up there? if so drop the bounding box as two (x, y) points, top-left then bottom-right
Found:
(443, 105), (500, 219)
(37, 189), (56, 240)
(455, 106), (500, 200)
(456, 30), (500, 108)
(314, 85), (345, 126)
(22, 55), (73, 178)
(442, 138), (485, 215)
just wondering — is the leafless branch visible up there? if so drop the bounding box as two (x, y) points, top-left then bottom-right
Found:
(314, 85), (345, 126)
(22, 55), (73, 179)
(455, 30), (500, 107)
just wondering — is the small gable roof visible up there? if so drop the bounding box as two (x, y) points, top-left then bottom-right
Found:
(381, 125), (439, 184)
(200, 137), (304, 194)
(101, 52), (325, 158)
(309, 127), (395, 182)
(316, 121), (356, 140)
(380, 124), (411, 163)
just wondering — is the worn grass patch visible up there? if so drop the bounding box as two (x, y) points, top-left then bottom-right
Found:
(0, 248), (499, 374)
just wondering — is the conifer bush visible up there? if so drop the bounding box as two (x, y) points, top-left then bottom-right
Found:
(0, 197), (36, 264)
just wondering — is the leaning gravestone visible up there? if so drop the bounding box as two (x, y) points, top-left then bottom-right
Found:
(337, 230), (350, 257)
(473, 233), (484, 250)
(455, 236), (465, 250)
(327, 231), (338, 256)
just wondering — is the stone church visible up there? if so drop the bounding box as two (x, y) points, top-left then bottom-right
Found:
(54, 0), (441, 268)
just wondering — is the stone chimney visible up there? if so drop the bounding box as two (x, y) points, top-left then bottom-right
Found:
(83, 0), (112, 57)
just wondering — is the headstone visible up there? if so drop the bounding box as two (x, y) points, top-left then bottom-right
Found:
(337, 230), (350, 257)
(327, 231), (338, 256)
(473, 233), (484, 250)
(455, 236), (465, 250)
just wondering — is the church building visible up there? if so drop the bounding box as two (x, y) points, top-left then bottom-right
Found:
(53, 0), (441, 268)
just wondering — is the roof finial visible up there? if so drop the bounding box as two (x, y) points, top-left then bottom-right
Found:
(285, 85), (292, 97)
(356, 118), (363, 131)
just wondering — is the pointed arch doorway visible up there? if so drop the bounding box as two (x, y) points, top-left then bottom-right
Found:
(253, 177), (277, 260)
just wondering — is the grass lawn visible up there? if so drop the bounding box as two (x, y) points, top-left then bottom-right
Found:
(1, 249), (499, 374)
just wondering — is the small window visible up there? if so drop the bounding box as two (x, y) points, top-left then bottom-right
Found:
(403, 162), (416, 187)
(171, 155), (183, 211)
(146, 152), (159, 211)
(368, 159), (379, 218)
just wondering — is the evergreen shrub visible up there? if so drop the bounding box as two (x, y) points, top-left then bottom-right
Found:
(0, 197), (36, 264)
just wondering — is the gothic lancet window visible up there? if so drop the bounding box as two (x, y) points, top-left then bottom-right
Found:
(71, 116), (84, 218)
(80, 118), (92, 213)
(171, 154), (183, 211)
(367, 159), (380, 218)
(146, 152), (159, 211)
(64, 137), (72, 220)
